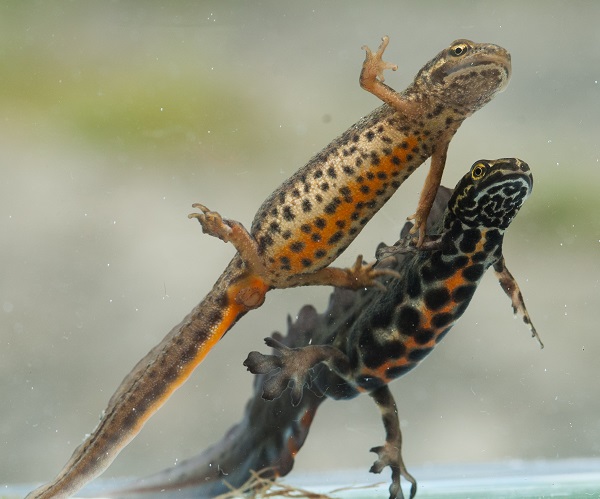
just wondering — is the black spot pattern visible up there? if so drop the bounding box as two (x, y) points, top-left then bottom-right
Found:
(327, 231), (344, 245)
(459, 228), (481, 253)
(289, 241), (305, 253)
(282, 206), (294, 221)
(462, 264), (484, 281)
(385, 364), (415, 379)
(452, 284), (476, 302)
(408, 347), (433, 363)
(397, 306), (421, 334)
(414, 329), (435, 345)
(432, 312), (454, 328)
(424, 287), (451, 310)
(361, 333), (406, 370)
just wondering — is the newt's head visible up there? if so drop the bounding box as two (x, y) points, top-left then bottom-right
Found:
(449, 158), (532, 230)
(414, 39), (511, 114)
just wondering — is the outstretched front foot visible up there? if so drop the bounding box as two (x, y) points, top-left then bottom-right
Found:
(493, 256), (544, 348)
(361, 35), (398, 86)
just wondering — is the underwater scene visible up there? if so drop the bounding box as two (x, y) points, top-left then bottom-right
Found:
(1, 2), (598, 498)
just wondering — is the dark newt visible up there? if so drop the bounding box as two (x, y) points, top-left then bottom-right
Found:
(106, 158), (541, 499)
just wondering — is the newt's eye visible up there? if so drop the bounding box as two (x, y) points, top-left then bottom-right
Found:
(450, 42), (469, 57)
(471, 163), (486, 180)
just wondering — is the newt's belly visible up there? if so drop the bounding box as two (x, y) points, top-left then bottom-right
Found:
(253, 131), (430, 278)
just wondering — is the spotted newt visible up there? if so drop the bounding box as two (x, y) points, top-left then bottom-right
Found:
(26, 37), (511, 499)
(104, 159), (541, 499)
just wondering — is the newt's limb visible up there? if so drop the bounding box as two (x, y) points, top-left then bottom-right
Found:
(189, 203), (268, 277)
(282, 255), (401, 291)
(360, 36), (400, 109)
(190, 204), (399, 291)
(359, 38), (453, 245)
(245, 341), (416, 498)
(408, 139), (451, 245)
(493, 257), (544, 348)
(244, 337), (352, 406)
(369, 385), (417, 499)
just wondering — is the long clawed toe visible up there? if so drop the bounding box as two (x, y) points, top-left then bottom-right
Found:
(361, 36), (398, 83)
(369, 443), (417, 499)
(347, 256), (400, 291)
(188, 203), (234, 242)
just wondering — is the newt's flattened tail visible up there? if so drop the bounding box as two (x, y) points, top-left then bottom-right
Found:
(102, 307), (327, 498)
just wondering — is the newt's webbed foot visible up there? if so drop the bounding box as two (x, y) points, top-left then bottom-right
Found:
(361, 35), (398, 85)
(343, 255), (401, 290)
(244, 338), (351, 406)
(407, 213), (429, 248)
(244, 338), (315, 406)
(370, 442), (416, 499)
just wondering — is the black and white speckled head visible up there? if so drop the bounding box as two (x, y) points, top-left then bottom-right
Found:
(449, 158), (533, 230)
(413, 39), (511, 114)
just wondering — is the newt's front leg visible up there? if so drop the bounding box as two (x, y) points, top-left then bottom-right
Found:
(408, 138), (452, 246)
(493, 256), (544, 348)
(360, 37), (455, 245)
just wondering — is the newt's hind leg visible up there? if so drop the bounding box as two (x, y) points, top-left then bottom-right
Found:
(189, 203), (267, 275)
(189, 204), (399, 290)
(369, 385), (416, 499)
(244, 337), (352, 406)
(283, 254), (401, 291)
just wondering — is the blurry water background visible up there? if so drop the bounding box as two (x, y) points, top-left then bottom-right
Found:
(1, 0), (598, 490)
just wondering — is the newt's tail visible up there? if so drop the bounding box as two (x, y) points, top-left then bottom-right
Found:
(103, 305), (329, 498)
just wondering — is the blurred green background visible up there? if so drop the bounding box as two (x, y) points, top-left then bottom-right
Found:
(0, 0), (598, 491)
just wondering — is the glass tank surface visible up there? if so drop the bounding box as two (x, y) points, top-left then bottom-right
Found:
(0, 2), (598, 497)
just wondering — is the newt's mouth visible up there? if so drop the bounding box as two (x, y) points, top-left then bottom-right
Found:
(446, 48), (512, 91)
